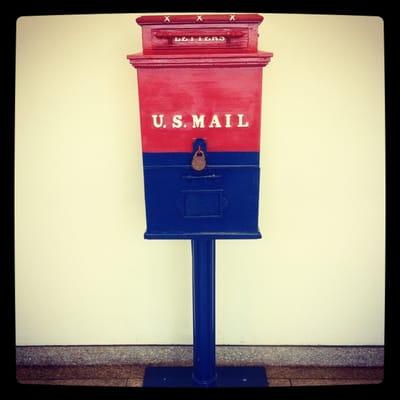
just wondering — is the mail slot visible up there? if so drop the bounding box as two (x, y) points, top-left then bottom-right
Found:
(127, 14), (273, 239)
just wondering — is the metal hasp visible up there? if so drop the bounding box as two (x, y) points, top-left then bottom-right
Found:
(127, 13), (273, 387)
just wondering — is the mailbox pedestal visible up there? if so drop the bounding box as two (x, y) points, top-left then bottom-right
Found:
(127, 13), (272, 387)
(143, 238), (267, 387)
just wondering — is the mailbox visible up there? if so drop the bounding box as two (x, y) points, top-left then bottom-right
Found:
(128, 14), (272, 239)
(127, 14), (273, 387)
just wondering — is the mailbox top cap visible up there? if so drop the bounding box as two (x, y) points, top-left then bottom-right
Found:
(136, 14), (263, 25)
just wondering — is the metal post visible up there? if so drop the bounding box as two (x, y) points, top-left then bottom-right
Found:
(143, 237), (267, 387)
(191, 238), (217, 387)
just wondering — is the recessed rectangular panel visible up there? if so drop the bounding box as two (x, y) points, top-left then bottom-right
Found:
(183, 189), (223, 218)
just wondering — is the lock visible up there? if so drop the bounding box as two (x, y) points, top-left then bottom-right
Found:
(192, 148), (207, 171)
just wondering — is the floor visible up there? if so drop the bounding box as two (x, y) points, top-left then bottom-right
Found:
(16, 365), (383, 387)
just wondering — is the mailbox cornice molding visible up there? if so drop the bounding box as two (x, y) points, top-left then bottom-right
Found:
(136, 14), (264, 25)
(127, 51), (273, 68)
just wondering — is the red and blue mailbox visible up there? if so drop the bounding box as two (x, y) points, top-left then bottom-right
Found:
(127, 13), (272, 387)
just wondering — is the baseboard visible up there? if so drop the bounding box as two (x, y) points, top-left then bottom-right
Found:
(16, 345), (384, 367)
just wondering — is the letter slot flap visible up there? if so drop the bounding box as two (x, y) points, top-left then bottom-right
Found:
(152, 28), (248, 50)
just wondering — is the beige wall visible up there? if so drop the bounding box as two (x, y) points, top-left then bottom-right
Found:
(15, 13), (385, 345)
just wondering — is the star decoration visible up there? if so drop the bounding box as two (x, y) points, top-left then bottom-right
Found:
(164, 16), (171, 23)
(229, 15), (236, 22)
(196, 15), (203, 22)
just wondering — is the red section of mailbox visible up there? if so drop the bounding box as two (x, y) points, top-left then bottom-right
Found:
(127, 14), (273, 153)
(135, 65), (265, 153)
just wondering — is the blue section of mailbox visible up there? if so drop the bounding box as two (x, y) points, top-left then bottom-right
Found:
(142, 149), (261, 240)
